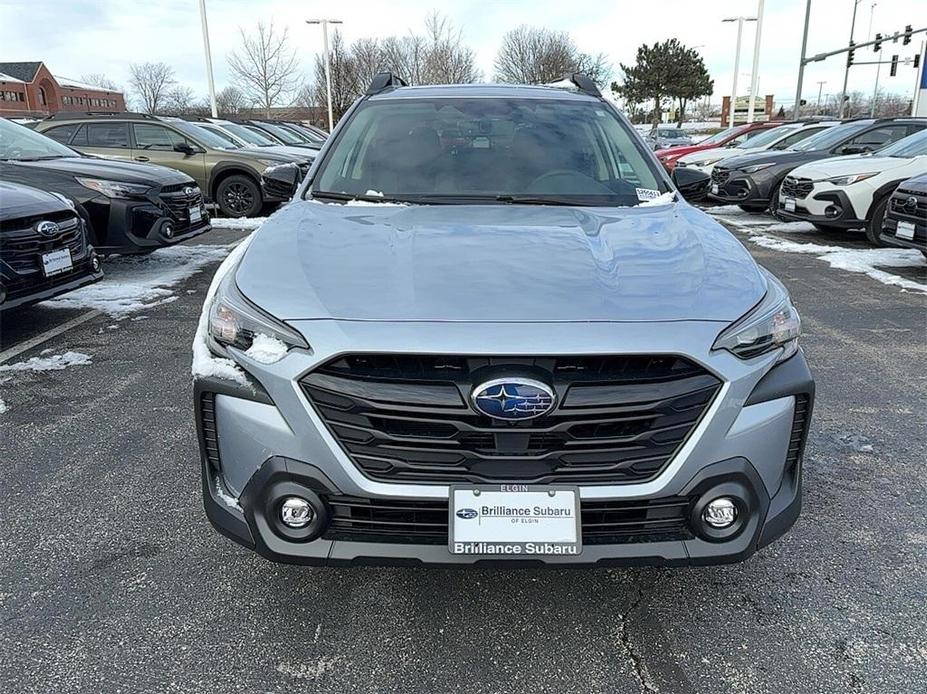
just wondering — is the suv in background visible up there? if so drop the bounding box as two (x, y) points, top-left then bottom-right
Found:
(239, 120), (321, 152)
(881, 174), (927, 255)
(0, 181), (102, 311)
(195, 118), (316, 161)
(656, 121), (783, 171)
(709, 118), (926, 212)
(36, 113), (310, 217)
(645, 126), (694, 151)
(1, 117), (210, 254)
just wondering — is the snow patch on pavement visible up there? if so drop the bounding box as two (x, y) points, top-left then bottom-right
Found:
(211, 217), (268, 231)
(0, 398), (7, 414)
(41, 245), (234, 317)
(244, 334), (289, 364)
(0, 351), (92, 373)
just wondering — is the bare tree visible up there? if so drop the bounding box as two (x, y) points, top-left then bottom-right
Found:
(228, 21), (301, 118)
(161, 85), (198, 115)
(419, 12), (480, 83)
(494, 26), (609, 85)
(216, 85), (248, 115)
(129, 62), (176, 113)
(312, 30), (361, 123)
(80, 73), (120, 91)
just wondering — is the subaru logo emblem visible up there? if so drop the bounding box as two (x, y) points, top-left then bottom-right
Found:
(183, 186), (196, 197)
(456, 508), (478, 520)
(471, 378), (556, 421)
(35, 220), (60, 237)
(904, 196), (918, 211)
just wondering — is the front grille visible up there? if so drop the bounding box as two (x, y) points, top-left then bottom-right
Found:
(888, 189), (927, 226)
(301, 354), (721, 485)
(781, 176), (814, 200)
(0, 214), (84, 273)
(323, 494), (694, 545)
(711, 168), (730, 185)
(159, 185), (205, 226)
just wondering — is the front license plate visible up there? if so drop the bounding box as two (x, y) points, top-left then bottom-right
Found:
(711, 184), (719, 195)
(897, 220), (916, 240)
(784, 197), (796, 213)
(190, 206), (202, 223)
(449, 485), (581, 557)
(41, 248), (72, 277)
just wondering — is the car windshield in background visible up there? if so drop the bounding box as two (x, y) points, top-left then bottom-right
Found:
(311, 97), (667, 206)
(789, 121), (870, 152)
(222, 122), (276, 146)
(738, 125), (799, 149)
(258, 122), (304, 144)
(0, 118), (79, 161)
(878, 129), (927, 158)
(172, 121), (238, 149)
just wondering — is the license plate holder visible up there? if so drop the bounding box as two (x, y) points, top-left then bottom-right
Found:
(41, 248), (73, 278)
(190, 206), (202, 224)
(896, 220), (916, 240)
(784, 197), (796, 213)
(711, 183), (719, 195)
(449, 485), (581, 557)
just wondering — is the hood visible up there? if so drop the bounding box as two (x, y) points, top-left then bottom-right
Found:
(721, 149), (825, 171)
(789, 154), (918, 180)
(235, 200), (767, 323)
(656, 143), (716, 159)
(251, 144), (316, 161)
(681, 146), (760, 165)
(898, 173), (927, 193)
(239, 147), (312, 164)
(0, 180), (71, 219)
(6, 155), (193, 185)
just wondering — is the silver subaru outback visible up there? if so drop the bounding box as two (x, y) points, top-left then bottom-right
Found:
(193, 74), (813, 567)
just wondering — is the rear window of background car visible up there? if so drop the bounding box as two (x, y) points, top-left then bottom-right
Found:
(86, 122), (129, 148)
(43, 123), (80, 144)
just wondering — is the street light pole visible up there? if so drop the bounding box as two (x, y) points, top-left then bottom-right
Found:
(723, 16), (757, 127)
(198, 0), (218, 118)
(839, 0), (861, 118)
(746, 0), (766, 123)
(793, 0), (812, 119)
(816, 80), (826, 113)
(868, 3), (881, 117)
(307, 18), (343, 132)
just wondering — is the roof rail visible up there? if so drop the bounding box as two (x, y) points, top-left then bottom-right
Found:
(44, 111), (158, 121)
(366, 72), (408, 96)
(566, 73), (601, 98)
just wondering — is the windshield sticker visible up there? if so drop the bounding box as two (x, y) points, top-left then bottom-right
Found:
(635, 188), (662, 202)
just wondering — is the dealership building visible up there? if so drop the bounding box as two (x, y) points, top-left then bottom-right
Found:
(0, 61), (126, 118)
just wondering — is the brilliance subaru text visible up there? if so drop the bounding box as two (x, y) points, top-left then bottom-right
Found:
(193, 74), (814, 567)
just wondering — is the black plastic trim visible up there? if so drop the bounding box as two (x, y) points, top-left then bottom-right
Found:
(744, 350), (815, 406)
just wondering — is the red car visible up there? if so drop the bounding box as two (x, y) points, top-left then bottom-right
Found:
(655, 122), (784, 171)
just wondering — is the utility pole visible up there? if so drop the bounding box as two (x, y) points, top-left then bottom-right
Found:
(723, 16), (757, 127)
(747, 0), (766, 123)
(198, 0), (218, 118)
(307, 18), (343, 132)
(793, 0), (812, 119)
(816, 80), (827, 113)
(839, 0), (861, 117)
(869, 3), (881, 117)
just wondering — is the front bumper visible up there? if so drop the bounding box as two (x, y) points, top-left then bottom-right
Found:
(708, 171), (777, 207)
(775, 187), (867, 229)
(194, 319), (815, 567)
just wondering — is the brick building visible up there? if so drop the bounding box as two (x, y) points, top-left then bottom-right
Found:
(0, 61), (126, 118)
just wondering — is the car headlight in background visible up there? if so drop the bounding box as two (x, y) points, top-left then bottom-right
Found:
(206, 268), (308, 361)
(741, 163), (776, 174)
(75, 177), (151, 199)
(713, 272), (801, 363)
(826, 172), (877, 186)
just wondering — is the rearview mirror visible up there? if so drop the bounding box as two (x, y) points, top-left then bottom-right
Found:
(671, 166), (711, 202)
(261, 162), (301, 200)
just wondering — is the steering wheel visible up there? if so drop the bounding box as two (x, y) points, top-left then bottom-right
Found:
(526, 169), (614, 195)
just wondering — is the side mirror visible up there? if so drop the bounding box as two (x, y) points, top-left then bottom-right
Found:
(261, 162), (301, 200)
(174, 142), (200, 155)
(838, 144), (870, 155)
(671, 166), (711, 202)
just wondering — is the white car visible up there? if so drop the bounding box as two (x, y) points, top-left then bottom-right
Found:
(776, 129), (927, 245)
(677, 122), (838, 175)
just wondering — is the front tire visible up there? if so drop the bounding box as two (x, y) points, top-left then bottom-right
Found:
(864, 195), (890, 247)
(216, 175), (262, 218)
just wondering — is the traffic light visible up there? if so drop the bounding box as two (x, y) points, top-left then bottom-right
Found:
(890, 55), (898, 77)
(903, 25), (913, 46)
(916, 54), (921, 69)
(847, 40), (856, 66)
(873, 33), (883, 52)
(799, 99), (807, 106)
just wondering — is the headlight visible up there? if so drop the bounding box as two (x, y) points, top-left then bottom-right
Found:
(713, 272), (800, 362)
(826, 172), (877, 186)
(75, 177), (151, 198)
(741, 163), (776, 174)
(206, 268), (308, 362)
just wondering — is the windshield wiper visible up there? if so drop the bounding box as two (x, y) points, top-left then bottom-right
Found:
(495, 195), (592, 206)
(311, 190), (411, 205)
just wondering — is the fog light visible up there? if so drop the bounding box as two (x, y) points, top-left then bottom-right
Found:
(702, 497), (737, 529)
(91, 254), (102, 272)
(163, 222), (175, 239)
(280, 496), (313, 528)
(824, 205), (841, 219)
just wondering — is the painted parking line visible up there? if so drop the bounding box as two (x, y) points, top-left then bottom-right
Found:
(0, 310), (101, 365)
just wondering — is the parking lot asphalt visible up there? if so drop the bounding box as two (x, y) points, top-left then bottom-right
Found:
(0, 211), (925, 694)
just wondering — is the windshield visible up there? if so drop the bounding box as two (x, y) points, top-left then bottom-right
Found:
(700, 126), (743, 146)
(790, 121), (871, 152)
(0, 118), (79, 160)
(285, 123), (325, 143)
(739, 125), (800, 149)
(657, 129), (687, 139)
(256, 122), (304, 145)
(171, 121), (239, 150)
(310, 97), (668, 206)
(222, 122), (276, 147)
(878, 129), (927, 157)
(200, 124), (245, 148)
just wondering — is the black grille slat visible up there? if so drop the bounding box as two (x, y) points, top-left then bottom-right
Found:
(0, 215), (84, 273)
(302, 354), (721, 485)
(782, 176), (814, 200)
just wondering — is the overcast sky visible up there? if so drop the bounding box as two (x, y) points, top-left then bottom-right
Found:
(1, 0), (924, 107)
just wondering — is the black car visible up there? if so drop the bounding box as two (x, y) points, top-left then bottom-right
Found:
(0, 181), (102, 312)
(881, 174), (927, 256)
(0, 118), (211, 254)
(709, 118), (926, 212)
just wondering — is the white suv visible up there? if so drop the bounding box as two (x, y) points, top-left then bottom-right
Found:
(677, 122), (838, 175)
(776, 129), (927, 245)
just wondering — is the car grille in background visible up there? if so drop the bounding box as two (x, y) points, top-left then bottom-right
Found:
(322, 494), (695, 545)
(301, 354), (721, 485)
(888, 188), (927, 225)
(159, 185), (205, 224)
(0, 213), (84, 273)
(710, 168), (731, 185)
(781, 176), (814, 200)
